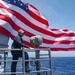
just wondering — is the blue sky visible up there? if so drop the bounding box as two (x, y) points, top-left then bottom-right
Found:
(8, 0), (75, 57)
(23, 0), (75, 57)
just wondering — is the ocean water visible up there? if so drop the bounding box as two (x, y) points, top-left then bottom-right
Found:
(52, 57), (75, 75)
(1, 57), (75, 75)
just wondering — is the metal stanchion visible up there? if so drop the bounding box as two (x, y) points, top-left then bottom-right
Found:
(48, 48), (53, 75)
(4, 50), (7, 75)
(22, 47), (25, 75)
(35, 50), (41, 75)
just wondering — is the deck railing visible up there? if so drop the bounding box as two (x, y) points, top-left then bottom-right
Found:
(0, 48), (53, 75)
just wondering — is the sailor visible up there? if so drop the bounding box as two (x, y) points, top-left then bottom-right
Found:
(11, 29), (31, 75)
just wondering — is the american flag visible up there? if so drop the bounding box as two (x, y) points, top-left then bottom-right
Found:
(0, 0), (75, 51)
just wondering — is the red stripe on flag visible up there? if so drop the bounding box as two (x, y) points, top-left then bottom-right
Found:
(28, 8), (49, 27)
(51, 47), (75, 51)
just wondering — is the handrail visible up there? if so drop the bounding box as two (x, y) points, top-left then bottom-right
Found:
(0, 48), (49, 51)
(0, 48), (53, 75)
